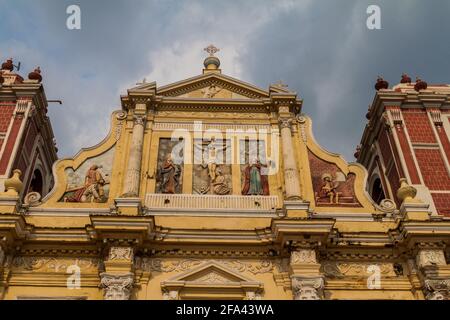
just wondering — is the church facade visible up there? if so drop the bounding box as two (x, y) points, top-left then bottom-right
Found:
(0, 47), (449, 300)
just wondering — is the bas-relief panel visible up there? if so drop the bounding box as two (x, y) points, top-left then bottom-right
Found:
(156, 138), (184, 194)
(178, 86), (249, 99)
(240, 140), (270, 196)
(60, 147), (115, 203)
(192, 138), (232, 195)
(308, 151), (361, 207)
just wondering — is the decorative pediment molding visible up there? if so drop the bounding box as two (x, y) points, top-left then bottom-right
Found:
(163, 261), (258, 283)
(157, 73), (270, 100)
(160, 261), (264, 300)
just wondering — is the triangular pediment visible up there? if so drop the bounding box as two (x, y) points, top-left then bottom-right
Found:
(164, 261), (256, 284)
(160, 261), (264, 299)
(156, 73), (271, 100)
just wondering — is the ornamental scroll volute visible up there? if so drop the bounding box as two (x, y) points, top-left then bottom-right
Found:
(37, 111), (126, 207)
(297, 115), (379, 213)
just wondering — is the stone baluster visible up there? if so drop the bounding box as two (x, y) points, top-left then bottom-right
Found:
(279, 117), (301, 200)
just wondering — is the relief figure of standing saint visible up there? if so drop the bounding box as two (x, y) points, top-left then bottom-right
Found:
(242, 158), (269, 196)
(160, 154), (181, 194)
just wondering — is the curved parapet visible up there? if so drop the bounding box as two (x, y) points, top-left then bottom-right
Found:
(295, 114), (389, 214)
(39, 110), (128, 207)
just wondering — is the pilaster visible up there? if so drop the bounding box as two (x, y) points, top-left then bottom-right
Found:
(100, 246), (135, 300)
(415, 245), (450, 300)
(289, 247), (324, 300)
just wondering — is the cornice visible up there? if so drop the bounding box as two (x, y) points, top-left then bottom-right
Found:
(87, 215), (155, 245)
(152, 226), (274, 244)
(396, 221), (450, 248)
(271, 219), (335, 244)
(154, 99), (271, 113)
(360, 88), (450, 161)
(136, 247), (280, 259)
(157, 73), (270, 99)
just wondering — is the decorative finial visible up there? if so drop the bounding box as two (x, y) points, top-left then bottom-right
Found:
(396, 178), (420, 204)
(273, 80), (288, 89)
(400, 73), (411, 84)
(375, 76), (389, 91)
(1, 58), (14, 71)
(28, 66), (42, 82)
(135, 77), (147, 86)
(414, 77), (427, 91)
(203, 45), (221, 72)
(354, 144), (361, 159)
(366, 105), (372, 119)
(204, 44), (220, 57)
(2, 169), (23, 196)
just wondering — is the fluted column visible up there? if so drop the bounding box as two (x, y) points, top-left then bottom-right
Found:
(279, 118), (301, 200)
(122, 114), (146, 197)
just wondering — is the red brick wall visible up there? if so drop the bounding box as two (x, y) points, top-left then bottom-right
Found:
(0, 103), (16, 132)
(377, 129), (403, 206)
(0, 115), (23, 175)
(431, 193), (450, 216)
(12, 119), (37, 171)
(402, 109), (436, 143)
(378, 129), (393, 167)
(396, 124), (421, 184)
(436, 124), (450, 164)
(415, 149), (450, 190)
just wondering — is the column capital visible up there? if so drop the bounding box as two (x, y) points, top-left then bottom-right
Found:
(278, 118), (294, 130)
(291, 276), (324, 300)
(162, 289), (179, 300)
(424, 279), (450, 300)
(133, 114), (146, 126)
(100, 272), (134, 300)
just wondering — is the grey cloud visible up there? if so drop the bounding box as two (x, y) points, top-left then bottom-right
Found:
(1, 0), (449, 161)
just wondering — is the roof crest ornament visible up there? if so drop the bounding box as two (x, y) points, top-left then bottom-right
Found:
(204, 44), (220, 57)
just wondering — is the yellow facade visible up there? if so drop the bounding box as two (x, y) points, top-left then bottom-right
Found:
(0, 50), (449, 300)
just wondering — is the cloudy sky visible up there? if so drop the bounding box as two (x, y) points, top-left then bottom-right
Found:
(1, 0), (449, 161)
